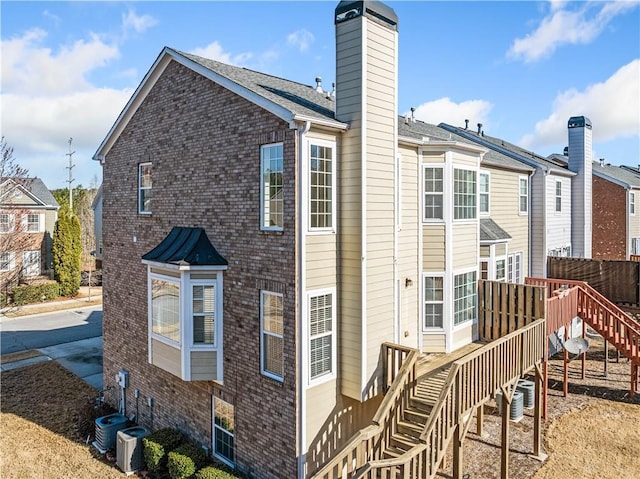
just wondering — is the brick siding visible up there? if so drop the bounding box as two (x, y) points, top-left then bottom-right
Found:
(592, 175), (626, 260)
(102, 60), (298, 478)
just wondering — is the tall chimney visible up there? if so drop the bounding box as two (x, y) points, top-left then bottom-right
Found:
(334, 0), (399, 401)
(567, 116), (593, 258)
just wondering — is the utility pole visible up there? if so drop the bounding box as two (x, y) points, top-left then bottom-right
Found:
(66, 138), (75, 211)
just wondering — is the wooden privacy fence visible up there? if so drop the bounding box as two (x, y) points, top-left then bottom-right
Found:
(478, 280), (546, 341)
(547, 257), (640, 306)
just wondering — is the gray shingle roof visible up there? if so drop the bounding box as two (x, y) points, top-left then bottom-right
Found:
(177, 50), (338, 124)
(480, 218), (512, 242)
(593, 162), (640, 188)
(398, 119), (533, 172)
(439, 123), (573, 176)
(1, 177), (59, 207)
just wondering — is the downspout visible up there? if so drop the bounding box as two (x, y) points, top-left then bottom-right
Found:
(626, 187), (631, 259)
(541, 168), (549, 277)
(528, 168), (537, 279)
(296, 120), (311, 479)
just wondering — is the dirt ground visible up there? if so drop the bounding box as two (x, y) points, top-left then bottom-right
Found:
(1, 335), (639, 479)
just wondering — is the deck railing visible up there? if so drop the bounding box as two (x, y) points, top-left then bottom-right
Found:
(351, 319), (547, 479)
(310, 343), (419, 479)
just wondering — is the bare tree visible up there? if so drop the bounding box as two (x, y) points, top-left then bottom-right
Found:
(0, 137), (33, 303)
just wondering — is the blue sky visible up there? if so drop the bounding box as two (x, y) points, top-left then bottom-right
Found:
(1, 1), (639, 189)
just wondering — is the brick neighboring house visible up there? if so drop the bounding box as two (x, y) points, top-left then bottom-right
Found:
(0, 177), (59, 287)
(590, 162), (640, 259)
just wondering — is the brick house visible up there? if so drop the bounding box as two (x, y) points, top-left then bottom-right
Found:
(0, 177), (59, 285)
(93, 2), (543, 477)
(591, 162), (640, 259)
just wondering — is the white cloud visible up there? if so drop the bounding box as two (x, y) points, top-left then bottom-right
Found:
(42, 10), (61, 26)
(1, 28), (119, 96)
(507, 1), (639, 63)
(409, 97), (493, 129)
(520, 59), (640, 149)
(190, 41), (252, 66)
(287, 29), (314, 53)
(121, 9), (158, 35)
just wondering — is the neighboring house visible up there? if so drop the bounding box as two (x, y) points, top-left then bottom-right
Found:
(91, 184), (103, 268)
(0, 177), (59, 282)
(590, 162), (640, 259)
(440, 119), (594, 277)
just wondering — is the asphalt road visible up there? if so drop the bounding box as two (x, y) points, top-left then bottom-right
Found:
(0, 305), (103, 355)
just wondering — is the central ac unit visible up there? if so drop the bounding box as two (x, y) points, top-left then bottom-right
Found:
(116, 426), (150, 474)
(93, 413), (128, 453)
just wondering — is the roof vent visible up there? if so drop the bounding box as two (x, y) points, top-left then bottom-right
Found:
(477, 123), (483, 134)
(315, 76), (324, 93)
(563, 146), (569, 156)
(464, 119), (469, 130)
(410, 107), (416, 122)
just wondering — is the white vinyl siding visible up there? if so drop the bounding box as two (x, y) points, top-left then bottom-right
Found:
(423, 166), (443, 221)
(138, 162), (152, 214)
(310, 142), (334, 230)
(260, 143), (284, 231)
(261, 291), (284, 381)
(454, 168), (476, 220)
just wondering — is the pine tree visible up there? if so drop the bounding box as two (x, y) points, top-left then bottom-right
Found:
(52, 206), (82, 296)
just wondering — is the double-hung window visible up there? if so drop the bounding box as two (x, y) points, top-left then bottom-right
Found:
(479, 172), (489, 215)
(424, 167), (443, 220)
(26, 214), (40, 232)
(0, 214), (12, 233)
(309, 290), (335, 383)
(519, 177), (528, 214)
(139, 162), (152, 214)
(261, 291), (284, 380)
(454, 271), (476, 325)
(454, 169), (476, 220)
(0, 252), (14, 272)
(555, 181), (562, 212)
(495, 259), (506, 282)
(261, 143), (284, 230)
(192, 284), (215, 344)
(310, 142), (333, 230)
(213, 397), (235, 467)
(630, 192), (636, 216)
(507, 252), (523, 283)
(424, 276), (444, 329)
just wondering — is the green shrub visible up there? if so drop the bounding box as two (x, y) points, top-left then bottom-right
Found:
(142, 427), (184, 473)
(12, 281), (60, 305)
(195, 465), (242, 479)
(167, 443), (207, 479)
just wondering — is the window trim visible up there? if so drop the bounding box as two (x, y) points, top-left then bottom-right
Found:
(518, 176), (528, 215)
(555, 180), (562, 213)
(0, 213), (13, 233)
(260, 290), (284, 382)
(507, 252), (523, 283)
(260, 142), (284, 232)
(308, 139), (336, 233)
(423, 274), (445, 331)
(495, 257), (506, 282)
(190, 280), (217, 348)
(453, 168), (477, 221)
(212, 396), (235, 468)
(630, 192), (636, 216)
(0, 251), (15, 272)
(138, 162), (152, 215)
(21, 250), (41, 276)
(479, 171), (490, 216)
(149, 273), (181, 348)
(307, 287), (336, 387)
(453, 269), (477, 327)
(423, 165), (444, 222)
(25, 213), (41, 232)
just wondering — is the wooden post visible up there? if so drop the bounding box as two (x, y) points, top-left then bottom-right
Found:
(563, 326), (569, 397)
(581, 320), (586, 380)
(543, 360), (548, 420)
(500, 389), (511, 479)
(532, 363), (546, 461)
(604, 340), (608, 378)
(476, 403), (484, 437)
(453, 423), (463, 479)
